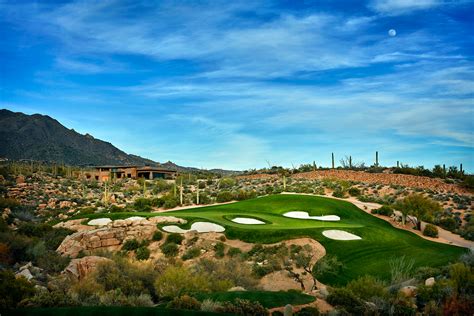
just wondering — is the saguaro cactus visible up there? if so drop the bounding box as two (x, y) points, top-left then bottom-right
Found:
(332, 153), (335, 169)
(349, 156), (352, 169)
(180, 178), (183, 205)
(196, 180), (200, 204)
(375, 151), (379, 166)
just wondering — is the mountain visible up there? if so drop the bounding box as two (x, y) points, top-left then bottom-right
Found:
(0, 109), (160, 166)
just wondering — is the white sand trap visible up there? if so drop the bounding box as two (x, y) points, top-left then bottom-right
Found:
(283, 211), (340, 221)
(231, 217), (265, 225)
(323, 230), (361, 240)
(88, 218), (112, 226)
(126, 216), (146, 221)
(162, 222), (225, 234)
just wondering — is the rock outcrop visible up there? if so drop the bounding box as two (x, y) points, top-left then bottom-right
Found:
(56, 216), (186, 257)
(63, 256), (113, 280)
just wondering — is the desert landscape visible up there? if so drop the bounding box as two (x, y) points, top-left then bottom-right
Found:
(1, 0), (473, 315)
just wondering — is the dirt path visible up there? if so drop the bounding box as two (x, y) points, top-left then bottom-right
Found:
(281, 192), (474, 249)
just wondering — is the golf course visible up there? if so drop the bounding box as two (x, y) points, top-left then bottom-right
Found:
(78, 194), (467, 285)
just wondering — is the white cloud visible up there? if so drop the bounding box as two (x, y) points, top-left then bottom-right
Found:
(369, 0), (442, 14)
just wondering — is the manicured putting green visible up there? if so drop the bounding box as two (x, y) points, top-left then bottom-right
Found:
(78, 194), (467, 285)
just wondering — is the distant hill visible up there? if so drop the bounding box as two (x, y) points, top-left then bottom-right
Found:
(0, 109), (161, 166)
(0, 109), (239, 175)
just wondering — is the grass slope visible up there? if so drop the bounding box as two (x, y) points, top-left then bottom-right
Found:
(77, 194), (466, 285)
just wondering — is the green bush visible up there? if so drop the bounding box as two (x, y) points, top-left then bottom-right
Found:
(228, 247), (242, 257)
(182, 247), (201, 260)
(0, 270), (35, 308)
(346, 275), (387, 300)
(122, 239), (140, 251)
(332, 188), (345, 198)
(221, 298), (267, 316)
(167, 295), (201, 310)
(348, 187), (361, 197)
(327, 288), (366, 315)
(152, 230), (163, 241)
(216, 191), (234, 203)
(160, 243), (179, 257)
(295, 306), (320, 316)
(163, 196), (179, 209)
(135, 246), (150, 260)
(372, 205), (394, 216)
(214, 242), (226, 258)
(166, 233), (184, 245)
(133, 198), (152, 212)
(423, 224), (439, 238)
(150, 198), (165, 207)
(438, 217), (456, 231)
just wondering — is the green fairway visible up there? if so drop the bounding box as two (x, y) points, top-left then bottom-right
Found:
(77, 194), (466, 285)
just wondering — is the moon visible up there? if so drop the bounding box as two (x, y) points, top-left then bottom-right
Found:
(388, 29), (397, 37)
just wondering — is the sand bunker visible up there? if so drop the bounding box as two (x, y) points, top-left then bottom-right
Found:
(283, 211), (340, 221)
(231, 217), (265, 225)
(87, 218), (112, 226)
(322, 230), (361, 240)
(162, 222), (225, 234)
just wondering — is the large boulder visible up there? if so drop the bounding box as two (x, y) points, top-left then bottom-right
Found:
(63, 256), (112, 280)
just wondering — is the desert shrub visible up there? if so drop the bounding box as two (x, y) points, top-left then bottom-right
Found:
(182, 247), (201, 260)
(228, 247), (242, 257)
(252, 264), (274, 278)
(348, 187), (361, 197)
(44, 227), (74, 250)
(372, 205), (394, 216)
(295, 306), (320, 316)
(135, 247), (150, 260)
(327, 288), (366, 315)
(150, 197), (165, 207)
(221, 298), (267, 316)
(93, 258), (158, 298)
(438, 217), (457, 232)
(0, 242), (12, 264)
(219, 178), (236, 189)
(133, 198), (152, 212)
(346, 275), (387, 300)
(166, 233), (184, 245)
(332, 188), (345, 198)
(0, 270), (35, 308)
(17, 222), (52, 238)
(152, 230), (163, 241)
(35, 250), (70, 273)
(193, 258), (257, 290)
(423, 224), (439, 238)
(167, 295), (201, 310)
(216, 191), (234, 203)
(160, 243), (179, 257)
(163, 195), (179, 209)
(122, 239), (140, 251)
(154, 266), (211, 298)
(214, 242), (226, 258)
(22, 290), (76, 307)
(108, 205), (123, 213)
(201, 299), (224, 312)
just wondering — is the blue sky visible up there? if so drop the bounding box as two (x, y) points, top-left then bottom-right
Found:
(1, 0), (473, 171)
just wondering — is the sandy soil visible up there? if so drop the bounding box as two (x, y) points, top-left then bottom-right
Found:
(231, 217), (265, 224)
(162, 222), (225, 233)
(322, 230), (361, 240)
(283, 211), (340, 221)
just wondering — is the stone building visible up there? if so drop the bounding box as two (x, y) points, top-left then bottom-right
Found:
(81, 165), (177, 182)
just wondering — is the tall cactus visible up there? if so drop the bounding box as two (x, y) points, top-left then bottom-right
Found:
(180, 177), (183, 205)
(375, 151), (379, 166)
(332, 153), (335, 169)
(196, 180), (200, 205)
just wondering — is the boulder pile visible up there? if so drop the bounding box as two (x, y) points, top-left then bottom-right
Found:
(56, 216), (186, 257)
